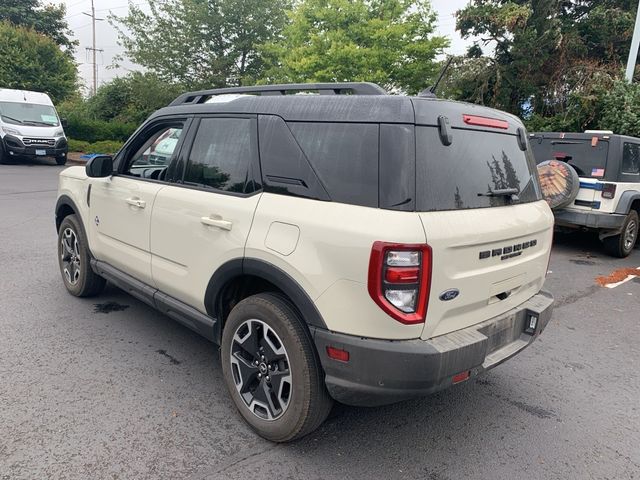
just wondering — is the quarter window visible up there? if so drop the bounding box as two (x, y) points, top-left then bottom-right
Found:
(622, 143), (640, 175)
(183, 118), (256, 193)
(288, 122), (379, 207)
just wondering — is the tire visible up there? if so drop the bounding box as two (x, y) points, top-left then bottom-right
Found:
(56, 156), (67, 166)
(537, 160), (580, 210)
(603, 210), (639, 258)
(221, 293), (333, 442)
(57, 214), (106, 297)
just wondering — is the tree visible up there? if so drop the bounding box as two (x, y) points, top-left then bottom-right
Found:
(0, 0), (77, 53)
(112, 0), (291, 88)
(261, 0), (449, 94)
(0, 22), (77, 102)
(83, 72), (184, 125)
(450, 0), (637, 125)
(599, 79), (640, 137)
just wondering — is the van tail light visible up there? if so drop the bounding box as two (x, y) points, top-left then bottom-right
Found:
(601, 183), (616, 199)
(368, 242), (432, 325)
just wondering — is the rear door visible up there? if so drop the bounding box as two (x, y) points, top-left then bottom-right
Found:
(150, 115), (262, 312)
(414, 125), (553, 340)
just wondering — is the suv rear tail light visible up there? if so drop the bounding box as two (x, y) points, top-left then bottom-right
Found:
(601, 183), (616, 199)
(368, 242), (432, 325)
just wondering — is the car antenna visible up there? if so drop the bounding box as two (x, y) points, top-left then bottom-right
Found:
(418, 56), (454, 98)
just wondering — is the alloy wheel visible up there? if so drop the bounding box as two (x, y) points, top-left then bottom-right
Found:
(61, 227), (81, 285)
(229, 319), (292, 421)
(624, 219), (638, 251)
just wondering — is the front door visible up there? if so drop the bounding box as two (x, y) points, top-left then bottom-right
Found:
(89, 120), (189, 284)
(150, 115), (262, 311)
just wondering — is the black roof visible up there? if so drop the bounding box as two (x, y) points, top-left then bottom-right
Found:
(531, 131), (640, 142)
(149, 82), (525, 132)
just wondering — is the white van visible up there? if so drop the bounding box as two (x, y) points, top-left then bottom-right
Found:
(0, 88), (68, 165)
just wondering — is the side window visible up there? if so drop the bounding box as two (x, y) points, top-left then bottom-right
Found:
(622, 143), (640, 175)
(183, 117), (256, 193)
(288, 122), (379, 207)
(123, 124), (185, 180)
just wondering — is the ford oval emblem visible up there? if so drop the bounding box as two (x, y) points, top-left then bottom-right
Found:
(439, 289), (460, 302)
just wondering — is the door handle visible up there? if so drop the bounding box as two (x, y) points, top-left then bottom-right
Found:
(125, 197), (146, 209)
(200, 215), (233, 231)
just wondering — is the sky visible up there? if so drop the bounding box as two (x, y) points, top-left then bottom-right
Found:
(51, 0), (473, 94)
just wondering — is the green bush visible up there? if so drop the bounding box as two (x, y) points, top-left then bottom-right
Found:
(63, 114), (136, 143)
(67, 139), (90, 152)
(88, 140), (123, 154)
(67, 138), (123, 154)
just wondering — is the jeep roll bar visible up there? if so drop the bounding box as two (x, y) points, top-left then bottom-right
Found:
(169, 82), (388, 106)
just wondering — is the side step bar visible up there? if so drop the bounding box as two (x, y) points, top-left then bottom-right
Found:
(91, 259), (218, 343)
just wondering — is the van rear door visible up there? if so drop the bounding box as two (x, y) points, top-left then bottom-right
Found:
(411, 107), (553, 339)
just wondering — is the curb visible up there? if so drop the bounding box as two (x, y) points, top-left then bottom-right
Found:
(67, 158), (87, 165)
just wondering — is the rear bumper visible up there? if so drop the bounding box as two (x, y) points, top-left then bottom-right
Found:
(554, 208), (626, 230)
(312, 291), (553, 407)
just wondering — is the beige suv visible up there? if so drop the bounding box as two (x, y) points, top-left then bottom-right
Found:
(55, 83), (554, 442)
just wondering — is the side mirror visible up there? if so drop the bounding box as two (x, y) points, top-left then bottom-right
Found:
(60, 118), (68, 128)
(86, 155), (113, 178)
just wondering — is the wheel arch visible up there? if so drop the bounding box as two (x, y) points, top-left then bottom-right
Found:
(205, 258), (328, 344)
(614, 191), (640, 215)
(55, 194), (81, 232)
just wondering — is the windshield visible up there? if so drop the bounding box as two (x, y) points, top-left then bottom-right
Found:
(530, 137), (609, 179)
(0, 101), (59, 127)
(415, 127), (542, 211)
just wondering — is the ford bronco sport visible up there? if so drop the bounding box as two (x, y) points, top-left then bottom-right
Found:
(55, 83), (554, 442)
(531, 131), (640, 257)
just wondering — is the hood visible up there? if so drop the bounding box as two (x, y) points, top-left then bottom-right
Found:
(0, 123), (64, 138)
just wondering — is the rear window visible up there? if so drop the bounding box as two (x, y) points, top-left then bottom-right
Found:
(416, 127), (541, 212)
(530, 137), (609, 178)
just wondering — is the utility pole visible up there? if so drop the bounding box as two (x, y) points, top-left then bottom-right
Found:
(83, 0), (104, 96)
(625, 0), (640, 83)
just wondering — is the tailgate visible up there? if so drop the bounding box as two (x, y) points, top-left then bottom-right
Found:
(567, 178), (598, 211)
(419, 201), (553, 340)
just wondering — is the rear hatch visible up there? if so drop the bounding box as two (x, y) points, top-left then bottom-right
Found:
(530, 134), (610, 211)
(412, 100), (553, 339)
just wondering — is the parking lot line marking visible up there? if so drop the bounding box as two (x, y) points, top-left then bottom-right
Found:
(605, 274), (638, 289)
(597, 267), (640, 289)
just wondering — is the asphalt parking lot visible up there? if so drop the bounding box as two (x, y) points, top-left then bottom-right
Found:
(1, 160), (639, 480)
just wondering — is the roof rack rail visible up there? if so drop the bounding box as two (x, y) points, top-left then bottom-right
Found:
(169, 82), (387, 106)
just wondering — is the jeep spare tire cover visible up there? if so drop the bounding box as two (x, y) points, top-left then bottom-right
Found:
(537, 160), (580, 210)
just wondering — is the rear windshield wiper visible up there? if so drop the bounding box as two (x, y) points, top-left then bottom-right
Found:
(478, 188), (520, 201)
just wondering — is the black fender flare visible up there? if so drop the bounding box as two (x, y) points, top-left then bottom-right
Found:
(205, 258), (328, 344)
(615, 191), (640, 215)
(55, 194), (82, 232)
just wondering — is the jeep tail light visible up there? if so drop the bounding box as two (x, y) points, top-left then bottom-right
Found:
(601, 183), (616, 199)
(368, 242), (432, 324)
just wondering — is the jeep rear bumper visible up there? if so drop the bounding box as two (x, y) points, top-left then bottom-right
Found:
(554, 208), (626, 230)
(312, 291), (553, 407)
